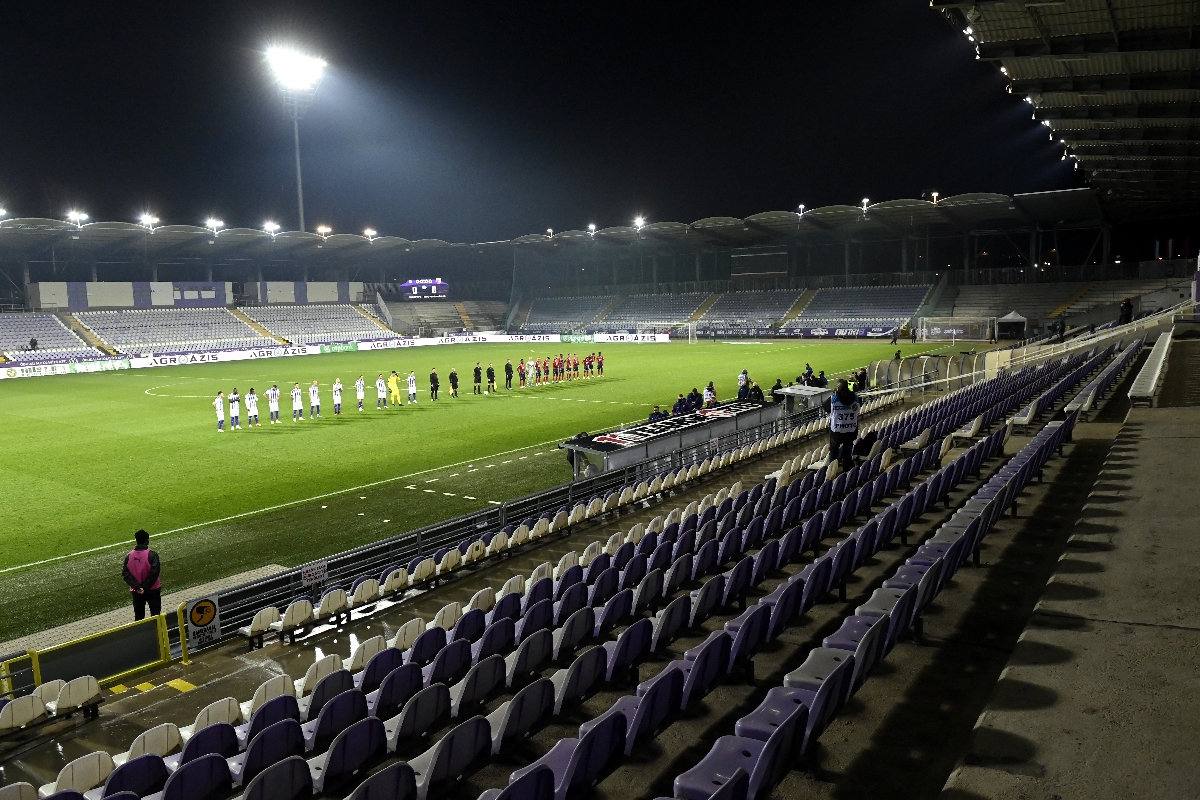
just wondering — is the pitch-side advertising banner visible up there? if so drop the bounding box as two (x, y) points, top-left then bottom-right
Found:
(0, 333), (669, 379)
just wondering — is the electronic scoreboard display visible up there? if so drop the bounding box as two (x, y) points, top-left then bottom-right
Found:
(399, 278), (450, 300)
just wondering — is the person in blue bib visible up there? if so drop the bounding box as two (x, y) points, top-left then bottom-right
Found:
(822, 378), (860, 471)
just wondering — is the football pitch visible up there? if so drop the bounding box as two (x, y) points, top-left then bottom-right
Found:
(0, 339), (934, 642)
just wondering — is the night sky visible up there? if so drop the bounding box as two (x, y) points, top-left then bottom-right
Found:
(0, 1), (1085, 244)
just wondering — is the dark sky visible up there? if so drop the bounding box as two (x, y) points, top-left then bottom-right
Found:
(0, 1), (1084, 244)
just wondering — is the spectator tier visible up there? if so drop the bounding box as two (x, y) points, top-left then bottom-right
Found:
(700, 291), (804, 327)
(0, 313), (96, 361)
(242, 304), (399, 345)
(599, 293), (709, 326)
(786, 285), (930, 329)
(523, 296), (616, 332)
(75, 308), (277, 354)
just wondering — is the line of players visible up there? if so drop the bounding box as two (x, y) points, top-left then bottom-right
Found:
(208, 351), (606, 431)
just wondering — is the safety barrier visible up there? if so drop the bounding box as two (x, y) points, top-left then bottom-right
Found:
(1129, 330), (1172, 407)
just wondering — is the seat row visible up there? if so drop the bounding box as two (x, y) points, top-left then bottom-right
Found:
(0, 677), (103, 741)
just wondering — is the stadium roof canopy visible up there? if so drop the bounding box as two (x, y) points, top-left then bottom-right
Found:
(933, 0), (1200, 219)
(0, 188), (1107, 267)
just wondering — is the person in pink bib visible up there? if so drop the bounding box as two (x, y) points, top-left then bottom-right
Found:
(122, 529), (162, 620)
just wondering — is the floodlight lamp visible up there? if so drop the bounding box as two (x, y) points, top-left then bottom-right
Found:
(0, 208), (7, 217)
(206, 218), (224, 232)
(316, 225), (331, 236)
(363, 228), (377, 239)
(546, 228), (553, 236)
(588, 223), (596, 233)
(264, 221), (281, 234)
(634, 216), (645, 229)
(140, 213), (159, 228)
(798, 204), (805, 214)
(67, 210), (88, 226)
(861, 198), (869, 211)
(266, 47), (327, 92)
(931, 191), (939, 203)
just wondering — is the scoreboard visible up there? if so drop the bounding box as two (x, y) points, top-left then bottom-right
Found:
(399, 278), (450, 300)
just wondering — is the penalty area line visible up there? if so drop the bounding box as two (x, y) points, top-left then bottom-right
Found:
(0, 432), (597, 576)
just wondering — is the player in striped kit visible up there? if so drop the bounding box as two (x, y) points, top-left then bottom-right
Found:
(355, 375), (366, 411)
(332, 378), (343, 415)
(213, 391), (225, 432)
(291, 383), (304, 421)
(228, 388), (241, 430)
(245, 388), (260, 426)
(376, 374), (387, 409)
(407, 371), (418, 404)
(266, 384), (281, 424)
(309, 380), (322, 419)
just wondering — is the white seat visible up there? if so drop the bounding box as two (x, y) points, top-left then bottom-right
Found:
(0, 782), (36, 800)
(550, 510), (569, 532)
(665, 508), (681, 527)
(37, 751), (113, 799)
(649, 476), (663, 494)
(646, 515), (664, 535)
(390, 618), (427, 652)
(239, 674), (294, 721)
(625, 524), (645, 546)
(0, 695), (47, 733)
(411, 558), (436, 584)
(603, 532), (624, 556)
(294, 654), (343, 697)
(268, 598), (314, 642)
(510, 526), (530, 547)
(180, 697), (241, 741)
(432, 602), (463, 631)
(351, 579), (381, 608)
(238, 607), (280, 642)
(43, 677), (100, 717)
(468, 587), (496, 613)
(633, 481), (649, 501)
(500, 575), (526, 598)
(316, 589), (349, 625)
(580, 541), (602, 567)
(553, 551), (578, 581)
(348, 635), (388, 672)
(463, 540), (486, 565)
(383, 567), (410, 596)
(585, 497), (603, 518)
(529, 562), (552, 585)
(618, 486), (634, 506)
(486, 532), (509, 556)
(436, 548), (461, 576)
(531, 518), (550, 539)
(112, 722), (181, 767)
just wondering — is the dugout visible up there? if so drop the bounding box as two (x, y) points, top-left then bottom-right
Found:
(997, 311), (1027, 340)
(775, 384), (833, 415)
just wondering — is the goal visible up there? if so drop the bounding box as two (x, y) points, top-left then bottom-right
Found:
(919, 317), (996, 342)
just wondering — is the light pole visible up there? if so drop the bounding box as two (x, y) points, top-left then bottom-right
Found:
(266, 47), (327, 232)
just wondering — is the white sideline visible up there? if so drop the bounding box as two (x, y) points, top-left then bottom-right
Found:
(0, 433), (606, 576)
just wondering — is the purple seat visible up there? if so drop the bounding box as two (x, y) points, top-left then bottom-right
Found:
(449, 655), (506, 718)
(850, 520), (879, 570)
(344, 762), (416, 800)
(742, 516), (765, 551)
(750, 541), (778, 588)
(688, 574), (725, 627)
(602, 618), (652, 682)
(302, 688), (367, 755)
(612, 663), (683, 755)
(486, 592), (521, 625)
(423, 639), (472, 687)
(93, 754), (168, 799)
(552, 606), (594, 662)
(239, 755), (310, 800)
(405, 628), (447, 668)
(870, 474), (888, 506)
(664, 553), (693, 598)
(776, 526), (802, 568)
(635, 531), (659, 559)
(553, 565), (583, 602)
(522, 578), (553, 613)
(798, 556), (832, 613)
(651, 595), (691, 653)
(505, 629), (553, 686)
(298, 669), (354, 723)
(450, 608), (486, 643)
(648, 541), (674, 573)
(782, 647), (856, 753)
(509, 706), (626, 800)
(692, 539), (718, 580)
(814, 480), (832, 510)
(550, 647), (607, 715)
(781, 496), (802, 530)
(515, 599), (553, 644)
(799, 513), (823, 558)
(237, 693), (300, 749)
(717, 496), (736, 521)
(485, 679), (554, 755)
(473, 619), (515, 664)
(588, 567), (619, 607)
(764, 506), (784, 539)
(671, 534), (695, 562)
(827, 538), (857, 602)
(355, 647), (405, 694)
(165, 722), (238, 772)
(839, 491), (859, 527)
(632, 568), (664, 615)
(798, 488), (817, 521)
(619, 554), (647, 592)
(553, 582), (588, 626)
(584, 554), (611, 585)
(593, 589), (633, 639)
(821, 500), (843, 540)
(721, 557), (753, 608)
(699, 504), (717, 529)
(681, 513), (698, 536)
(160, 754), (233, 800)
(307, 715), (385, 793)
(735, 688), (809, 759)
(875, 506), (898, 547)
(676, 631), (730, 709)
(229, 719), (303, 786)
(478, 766), (554, 800)
(660, 522), (680, 544)
(674, 702), (800, 800)
(385, 685), (450, 753)
(367, 663), (422, 721)
(822, 614), (889, 693)
(717, 529), (742, 566)
(722, 603), (770, 678)
(759, 577), (804, 641)
(407, 716), (491, 800)
(612, 541), (635, 571)
(830, 473), (847, 501)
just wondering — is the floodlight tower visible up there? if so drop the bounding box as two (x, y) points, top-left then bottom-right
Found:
(266, 46), (327, 232)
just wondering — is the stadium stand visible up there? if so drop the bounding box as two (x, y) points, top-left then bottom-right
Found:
(241, 305), (400, 345)
(596, 293), (709, 328)
(951, 282), (1080, 322)
(0, 314), (99, 363)
(698, 291), (804, 328)
(74, 309), (278, 354)
(522, 296), (617, 332)
(1061, 278), (1191, 318)
(784, 285), (929, 330)
(459, 301), (508, 331)
(385, 301), (468, 335)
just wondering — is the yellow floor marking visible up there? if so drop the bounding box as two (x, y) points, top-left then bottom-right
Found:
(135, 682), (155, 692)
(109, 684), (128, 694)
(166, 679), (196, 692)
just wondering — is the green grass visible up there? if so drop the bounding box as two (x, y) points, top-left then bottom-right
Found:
(0, 339), (922, 642)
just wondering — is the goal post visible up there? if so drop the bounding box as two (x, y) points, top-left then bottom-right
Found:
(919, 317), (996, 342)
(688, 321), (697, 344)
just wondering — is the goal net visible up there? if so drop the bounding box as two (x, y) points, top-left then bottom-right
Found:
(919, 317), (996, 342)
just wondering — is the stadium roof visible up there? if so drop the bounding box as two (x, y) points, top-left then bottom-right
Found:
(933, 0), (1200, 219)
(0, 189), (1107, 266)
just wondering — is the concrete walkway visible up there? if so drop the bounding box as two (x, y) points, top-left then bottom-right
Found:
(943, 407), (1200, 799)
(0, 565), (287, 655)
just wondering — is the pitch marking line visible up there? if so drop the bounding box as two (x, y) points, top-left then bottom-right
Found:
(0, 431), (610, 575)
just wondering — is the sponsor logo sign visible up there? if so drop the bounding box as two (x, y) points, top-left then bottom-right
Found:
(586, 401), (764, 450)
